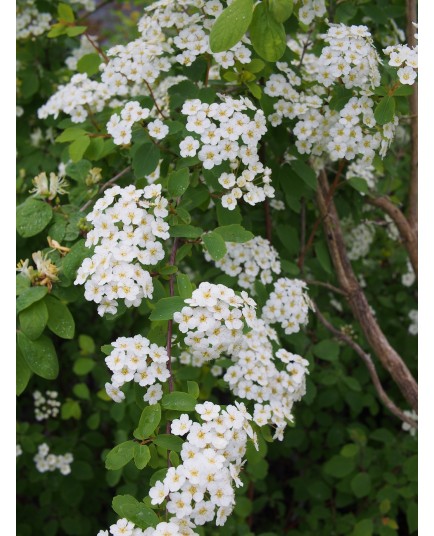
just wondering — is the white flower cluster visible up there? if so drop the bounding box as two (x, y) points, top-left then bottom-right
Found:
(224, 319), (309, 439)
(33, 390), (61, 421)
(204, 237), (281, 291)
(401, 259), (416, 287)
(179, 95), (275, 209)
(262, 278), (311, 335)
(38, 73), (111, 123)
(408, 310), (417, 336)
(402, 410), (418, 436)
(75, 184), (169, 316)
(148, 401), (256, 532)
(173, 283), (257, 361)
(16, 1), (51, 40)
(65, 35), (99, 71)
(177, 351), (223, 377)
(384, 31), (418, 86)
(318, 24), (381, 90)
(346, 157), (378, 190)
(104, 335), (169, 403)
(342, 218), (375, 261)
(296, 0), (327, 26)
(34, 443), (73, 475)
(107, 101), (152, 145)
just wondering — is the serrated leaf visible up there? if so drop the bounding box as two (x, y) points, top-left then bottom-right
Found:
(168, 168), (190, 197)
(209, 0), (254, 52)
(16, 286), (48, 315)
(134, 404), (161, 440)
(149, 297), (185, 321)
(17, 332), (59, 380)
(16, 199), (53, 238)
(249, 3), (287, 62)
(202, 231), (227, 260)
(161, 391), (197, 412)
(215, 224), (254, 243)
(105, 441), (135, 470)
(44, 295), (75, 339)
(374, 96), (396, 125)
(154, 434), (184, 452)
(19, 300), (48, 340)
(134, 444), (151, 470)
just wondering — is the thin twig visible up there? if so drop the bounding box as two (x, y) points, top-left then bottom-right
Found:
(298, 159), (345, 269)
(84, 31), (109, 63)
(366, 196), (417, 275)
(313, 301), (417, 428)
(144, 80), (167, 120)
(79, 165), (132, 212)
(304, 279), (346, 296)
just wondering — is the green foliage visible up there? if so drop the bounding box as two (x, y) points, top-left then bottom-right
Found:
(249, 3), (287, 62)
(209, 0), (254, 52)
(16, 199), (53, 237)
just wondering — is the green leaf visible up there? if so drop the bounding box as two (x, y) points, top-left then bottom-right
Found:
(246, 82), (262, 99)
(132, 143), (160, 178)
(66, 26), (87, 37)
(101, 344), (113, 356)
(374, 96), (396, 125)
(16, 286), (48, 315)
(313, 339), (339, 361)
(202, 231), (227, 261)
(62, 240), (89, 281)
(16, 275), (30, 296)
(19, 300), (48, 340)
(73, 358), (95, 375)
(168, 168), (190, 197)
(134, 444), (151, 470)
(209, 0), (254, 52)
(73, 383), (90, 400)
(47, 23), (67, 38)
(351, 473), (372, 498)
(347, 177), (369, 194)
(406, 502), (418, 533)
(134, 404), (162, 440)
(44, 295), (75, 339)
(154, 434), (184, 452)
(269, 0), (294, 22)
(161, 391), (197, 412)
(112, 495), (159, 529)
(77, 53), (102, 76)
(17, 332), (59, 380)
(79, 334), (95, 354)
(56, 127), (88, 143)
(105, 441), (136, 470)
(324, 455), (356, 478)
(16, 346), (32, 396)
(170, 224), (203, 238)
(340, 444), (359, 458)
(393, 85), (414, 96)
(16, 199), (53, 238)
(314, 241), (332, 274)
(329, 85), (354, 111)
(149, 297), (185, 321)
(187, 381), (200, 399)
(352, 519), (373, 536)
(217, 202), (242, 225)
(291, 159), (317, 190)
(69, 136), (91, 162)
(61, 399), (81, 420)
(176, 274), (193, 299)
(58, 3), (75, 22)
(215, 224), (254, 243)
(249, 3), (287, 62)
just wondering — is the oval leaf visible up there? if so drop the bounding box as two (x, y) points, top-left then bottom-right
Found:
(134, 444), (151, 470)
(209, 0), (254, 53)
(149, 297), (185, 321)
(249, 3), (287, 62)
(45, 295), (75, 339)
(105, 441), (135, 470)
(202, 231), (227, 261)
(134, 404), (162, 440)
(161, 391), (197, 412)
(16, 199), (53, 238)
(168, 168), (190, 197)
(17, 332), (59, 380)
(154, 434), (184, 452)
(19, 299), (48, 340)
(374, 96), (396, 125)
(16, 286), (48, 315)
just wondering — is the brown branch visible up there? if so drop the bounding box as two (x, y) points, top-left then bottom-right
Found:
(304, 279), (346, 296)
(79, 165), (132, 212)
(144, 80), (168, 120)
(366, 196), (418, 275)
(298, 159), (345, 270)
(406, 0), (418, 232)
(84, 32), (109, 63)
(313, 301), (418, 428)
(316, 169), (418, 411)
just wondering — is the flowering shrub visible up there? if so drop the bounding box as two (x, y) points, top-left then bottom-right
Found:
(17, 0), (418, 535)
